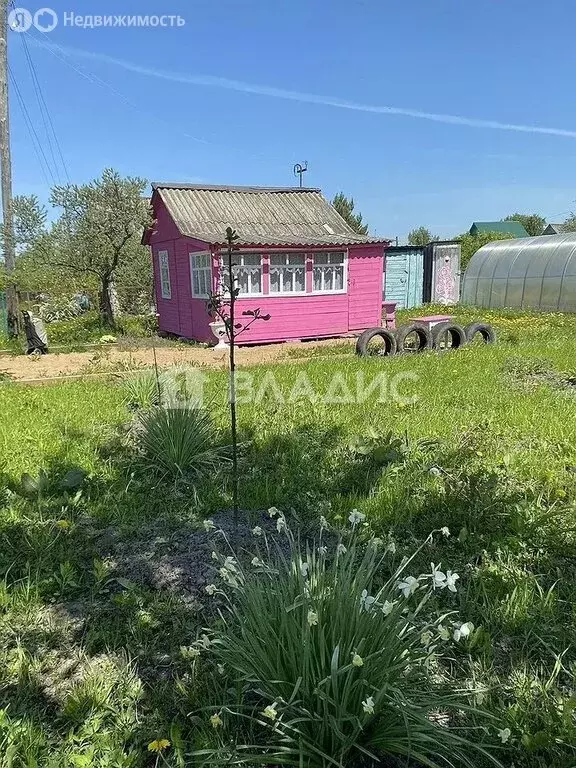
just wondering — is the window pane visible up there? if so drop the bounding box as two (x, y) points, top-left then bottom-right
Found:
(243, 254), (261, 267)
(294, 268), (305, 292)
(235, 270), (247, 294)
(250, 269), (261, 293)
(193, 272), (200, 295)
(288, 254), (305, 266)
(315, 253), (328, 265)
(270, 254), (285, 267)
(334, 265), (344, 290)
(313, 267), (323, 291)
(270, 268), (281, 293)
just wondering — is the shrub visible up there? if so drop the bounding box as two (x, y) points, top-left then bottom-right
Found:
(200, 513), (502, 768)
(123, 371), (162, 411)
(137, 406), (227, 480)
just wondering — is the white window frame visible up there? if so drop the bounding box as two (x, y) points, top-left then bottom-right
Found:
(158, 250), (171, 299)
(221, 253), (263, 297)
(190, 251), (212, 298)
(268, 252), (307, 296)
(312, 251), (348, 294)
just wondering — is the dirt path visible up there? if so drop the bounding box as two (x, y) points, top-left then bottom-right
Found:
(0, 338), (355, 382)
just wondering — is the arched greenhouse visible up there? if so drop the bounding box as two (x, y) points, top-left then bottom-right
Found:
(461, 233), (576, 312)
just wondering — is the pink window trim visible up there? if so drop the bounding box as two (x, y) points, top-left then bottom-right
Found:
(262, 254), (270, 294)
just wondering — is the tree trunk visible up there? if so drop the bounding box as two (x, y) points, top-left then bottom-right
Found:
(99, 276), (116, 328)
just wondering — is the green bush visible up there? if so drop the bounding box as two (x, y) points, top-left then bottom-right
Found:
(137, 406), (228, 480)
(201, 513), (501, 768)
(42, 312), (157, 346)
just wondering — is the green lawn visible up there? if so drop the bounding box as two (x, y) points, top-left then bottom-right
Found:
(0, 306), (575, 766)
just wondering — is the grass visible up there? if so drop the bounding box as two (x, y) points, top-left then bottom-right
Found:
(0, 304), (575, 766)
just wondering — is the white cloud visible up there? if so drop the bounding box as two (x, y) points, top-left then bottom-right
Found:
(30, 38), (576, 140)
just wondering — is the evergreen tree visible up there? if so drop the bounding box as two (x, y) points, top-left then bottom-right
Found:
(332, 193), (369, 235)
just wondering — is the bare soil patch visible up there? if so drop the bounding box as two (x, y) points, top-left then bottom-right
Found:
(0, 338), (355, 382)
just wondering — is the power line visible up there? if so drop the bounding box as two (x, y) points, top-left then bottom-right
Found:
(19, 31), (69, 182)
(9, 0), (69, 183)
(24, 26), (291, 166)
(8, 63), (54, 187)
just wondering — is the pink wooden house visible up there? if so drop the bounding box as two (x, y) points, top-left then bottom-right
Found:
(144, 183), (391, 345)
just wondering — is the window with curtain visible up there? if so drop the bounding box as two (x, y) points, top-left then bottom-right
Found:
(313, 252), (346, 292)
(190, 252), (212, 297)
(222, 253), (263, 295)
(158, 250), (171, 299)
(269, 253), (306, 294)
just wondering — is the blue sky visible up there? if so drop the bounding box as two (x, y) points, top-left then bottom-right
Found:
(9, 0), (576, 241)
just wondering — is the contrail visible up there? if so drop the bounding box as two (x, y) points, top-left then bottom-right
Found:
(32, 39), (576, 139)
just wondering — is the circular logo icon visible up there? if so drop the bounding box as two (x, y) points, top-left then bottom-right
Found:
(8, 7), (33, 32)
(34, 7), (58, 33)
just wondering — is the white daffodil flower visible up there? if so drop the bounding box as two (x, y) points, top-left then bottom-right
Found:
(203, 519), (216, 531)
(360, 589), (377, 612)
(362, 696), (375, 715)
(337, 543), (347, 555)
(398, 576), (419, 598)
(252, 526), (263, 536)
(348, 509), (366, 525)
(498, 727), (511, 744)
(307, 609), (318, 626)
(319, 515), (329, 529)
(210, 712), (223, 728)
(267, 507), (280, 518)
(351, 653), (364, 667)
(431, 563), (447, 589)
(445, 570), (460, 592)
(420, 631), (433, 647)
(251, 557), (264, 567)
(438, 624), (450, 641)
(205, 584), (217, 596)
(381, 600), (395, 616)
(453, 622), (473, 642)
(262, 703), (278, 721)
(276, 517), (287, 532)
(441, 526), (451, 537)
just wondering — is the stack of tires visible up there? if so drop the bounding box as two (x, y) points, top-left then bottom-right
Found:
(356, 321), (495, 357)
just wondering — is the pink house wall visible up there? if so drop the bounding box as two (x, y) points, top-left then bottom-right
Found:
(230, 244), (385, 344)
(149, 196), (213, 340)
(149, 195), (387, 344)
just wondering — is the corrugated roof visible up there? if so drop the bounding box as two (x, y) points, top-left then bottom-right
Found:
(470, 221), (529, 238)
(543, 223), (566, 234)
(152, 183), (388, 247)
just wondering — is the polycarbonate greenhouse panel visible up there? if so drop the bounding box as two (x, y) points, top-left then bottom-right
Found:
(462, 233), (576, 312)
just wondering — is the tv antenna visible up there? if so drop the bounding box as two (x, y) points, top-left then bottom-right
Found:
(293, 161), (308, 188)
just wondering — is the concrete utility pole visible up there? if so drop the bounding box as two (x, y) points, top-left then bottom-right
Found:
(0, 0), (18, 336)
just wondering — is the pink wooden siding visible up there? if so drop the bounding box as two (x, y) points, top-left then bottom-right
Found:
(151, 197), (213, 340)
(235, 293), (349, 343)
(348, 245), (384, 331)
(152, 241), (180, 335)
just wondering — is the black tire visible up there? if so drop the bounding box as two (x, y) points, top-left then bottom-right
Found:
(432, 322), (467, 351)
(356, 327), (398, 357)
(465, 322), (496, 344)
(395, 323), (433, 354)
